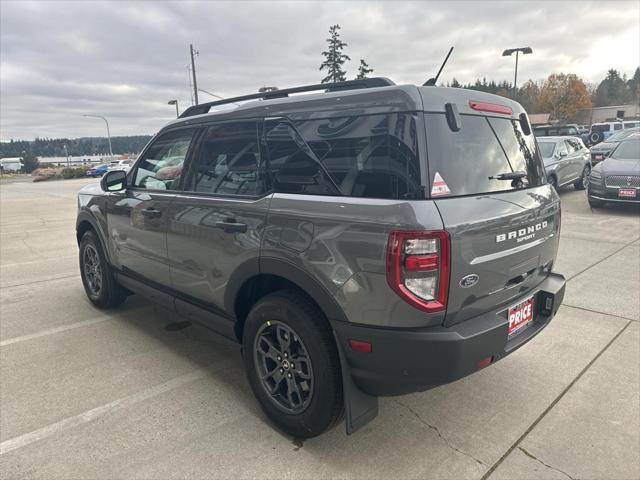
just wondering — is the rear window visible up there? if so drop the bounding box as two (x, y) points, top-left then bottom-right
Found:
(591, 124), (610, 133)
(557, 126), (578, 135)
(424, 113), (545, 197)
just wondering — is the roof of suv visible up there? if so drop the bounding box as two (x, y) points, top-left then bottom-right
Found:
(163, 79), (526, 134)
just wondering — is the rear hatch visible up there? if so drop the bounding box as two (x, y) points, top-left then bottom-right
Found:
(423, 110), (560, 327)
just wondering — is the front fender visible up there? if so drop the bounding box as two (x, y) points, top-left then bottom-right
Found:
(76, 208), (113, 265)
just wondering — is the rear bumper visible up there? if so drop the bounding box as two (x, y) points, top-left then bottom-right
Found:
(333, 272), (566, 396)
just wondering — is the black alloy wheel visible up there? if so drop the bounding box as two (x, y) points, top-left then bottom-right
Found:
(253, 320), (314, 414)
(82, 244), (103, 299)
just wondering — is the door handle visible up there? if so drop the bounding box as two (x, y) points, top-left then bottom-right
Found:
(141, 208), (162, 218)
(215, 219), (247, 233)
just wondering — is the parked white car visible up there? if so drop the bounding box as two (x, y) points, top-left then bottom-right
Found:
(107, 159), (133, 172)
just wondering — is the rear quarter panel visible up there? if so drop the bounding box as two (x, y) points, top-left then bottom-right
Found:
(262, 194), (446, 328)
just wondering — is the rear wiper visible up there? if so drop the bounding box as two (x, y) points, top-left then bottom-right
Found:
(489, 171), (527, 181)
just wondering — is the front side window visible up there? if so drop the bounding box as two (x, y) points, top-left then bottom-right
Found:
(188, 122), (263, 196)
(555, 140), (568, 157)
(133, 129), (196, 190)
(424, 114), (544, 197)
(613, 124), (622, 131)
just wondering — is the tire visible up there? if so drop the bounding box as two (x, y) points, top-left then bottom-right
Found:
(242, 290), (344, 438)
(79, 230), (127, 308)
(548, 175), (558, 191)
(574, 165), (590, 190)
(589, 131), (603, 145)
(588, 195), (604, 208)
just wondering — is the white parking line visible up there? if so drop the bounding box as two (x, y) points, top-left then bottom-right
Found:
(0, 317), (111, 347)
(0, 366), (213, 455)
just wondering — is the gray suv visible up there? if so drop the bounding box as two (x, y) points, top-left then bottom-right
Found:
(76, 78), (566, 438)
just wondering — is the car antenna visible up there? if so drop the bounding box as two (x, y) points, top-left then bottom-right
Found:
(424, 47), (454, 86)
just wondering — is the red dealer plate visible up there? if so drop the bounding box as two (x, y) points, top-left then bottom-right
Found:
(619, 188), (636, 198)
(508, 296), (534, 337)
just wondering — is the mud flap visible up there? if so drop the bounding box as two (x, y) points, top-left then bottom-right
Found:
(333, 331), (379, 434)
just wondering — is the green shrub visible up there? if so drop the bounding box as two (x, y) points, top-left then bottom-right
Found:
(60, 167), (87, 179)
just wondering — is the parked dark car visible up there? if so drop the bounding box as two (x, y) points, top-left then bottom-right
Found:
(588, 135), (640, 208)
(589, 127), (640, 165)
(76, 78), (566, 438)
(533, 124), (589, 145)
(537, 136), (591, 190)
(86, 164), (108, 177)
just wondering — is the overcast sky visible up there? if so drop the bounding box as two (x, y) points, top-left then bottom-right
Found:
(1, 0), (639, 141)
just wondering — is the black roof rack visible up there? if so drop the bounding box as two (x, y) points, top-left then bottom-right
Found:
(179, 77), (395, 118)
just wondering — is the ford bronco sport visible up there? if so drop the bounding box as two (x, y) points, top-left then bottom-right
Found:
(76, 78), (566, 438)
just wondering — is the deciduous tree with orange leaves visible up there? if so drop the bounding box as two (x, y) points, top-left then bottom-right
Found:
(535, 73), (592, 123)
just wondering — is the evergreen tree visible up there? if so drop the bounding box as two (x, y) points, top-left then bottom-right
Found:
(593, 69), (629, 106)
(320, 24), (351, 83)
(20, 151), (40, 173)
(355, 59), (373, 79)
(627, 67), (640, 102)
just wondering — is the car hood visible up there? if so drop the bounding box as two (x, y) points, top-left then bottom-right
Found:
(590, 142), (617, 153)
(599, 158), (640, 175)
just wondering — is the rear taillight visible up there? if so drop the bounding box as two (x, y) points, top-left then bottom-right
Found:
(386, 231), (450, 312)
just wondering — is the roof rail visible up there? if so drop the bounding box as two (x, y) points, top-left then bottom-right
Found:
(179, 77), (395, 118)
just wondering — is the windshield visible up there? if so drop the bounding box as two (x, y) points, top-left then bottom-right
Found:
(611, 140), (640, 160)
(538, 142), (556, 158)
(607, 129), (640, 143)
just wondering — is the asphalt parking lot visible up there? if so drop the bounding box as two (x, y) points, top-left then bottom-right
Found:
(1, 177), (638, 480)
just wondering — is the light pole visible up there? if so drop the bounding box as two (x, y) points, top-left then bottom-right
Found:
(168, 99), (179, 117)
(82, 114), (113, 160)
(502, 47), (533, 98)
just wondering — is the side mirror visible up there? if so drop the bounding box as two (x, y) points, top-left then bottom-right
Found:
(558, 151), (568, 158)
(101, 170), (127, 192)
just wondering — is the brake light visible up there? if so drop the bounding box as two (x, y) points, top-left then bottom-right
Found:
(386, 231), (450, 312)
(469, 100), (513, 115)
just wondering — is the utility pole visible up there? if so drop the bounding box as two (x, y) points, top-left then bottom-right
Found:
(190, 44), (199, 105)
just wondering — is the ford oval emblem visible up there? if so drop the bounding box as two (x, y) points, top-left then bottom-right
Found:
(459, 274), (479, 288)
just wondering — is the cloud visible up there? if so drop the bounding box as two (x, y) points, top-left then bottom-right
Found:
(1, 0), (638, 140)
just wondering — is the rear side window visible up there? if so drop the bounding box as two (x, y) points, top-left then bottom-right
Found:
(265, 113), (421, 199)
(424, 114), (544, 197)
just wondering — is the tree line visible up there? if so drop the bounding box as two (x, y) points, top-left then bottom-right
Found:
(0, 135), (152, 159)
(446, 68), (640, 123)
